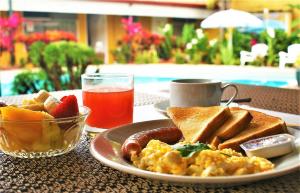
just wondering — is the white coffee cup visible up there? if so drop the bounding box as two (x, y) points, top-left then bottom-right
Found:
(170, 79), (238, 107)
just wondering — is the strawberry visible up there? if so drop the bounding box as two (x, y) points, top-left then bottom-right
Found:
(60, 96), (67, 102)
(51, 95), (79, 118)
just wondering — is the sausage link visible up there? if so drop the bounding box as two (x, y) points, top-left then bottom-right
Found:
(121, 127), (182, 160)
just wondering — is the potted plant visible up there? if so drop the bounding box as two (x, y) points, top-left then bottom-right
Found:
(295, 55), (300, 87)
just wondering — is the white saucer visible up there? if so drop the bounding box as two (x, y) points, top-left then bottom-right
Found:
(154, 100), (239, 116)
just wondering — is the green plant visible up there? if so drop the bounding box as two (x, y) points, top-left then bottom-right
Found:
(28, 41), (46, 66)
(173, 142), (211, 157)
(12, 71), (53, 95)
(180, 24), (196, 46)
(212, 30), (257, 66)
(220, 43), (236, 65)
(248, 56), (267, 66)
(134, 46), (159, 64)
(147, 46), (160, 64)
(174, 49), (187, 64)
(28, 41), (100, 90)
(158, 24), (174, 60)
(206, 40), (221, 64)
(258, 29), (289, 66)
(283, 5), (300, 68)
(289, 4), (300, 36)
(112, 43), (131, 63)
(184, 29), (210, 64)
(232, 30), (253, 59)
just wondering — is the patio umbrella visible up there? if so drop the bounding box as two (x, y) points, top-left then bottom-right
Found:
(201, 9), (263, 29)
(201, 9), (263, 49)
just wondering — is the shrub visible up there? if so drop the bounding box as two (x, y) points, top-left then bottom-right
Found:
(28, 41), (100, 90)
(158, 24), (174, 60)
(12, 71), (53, 95)
(134, 46), (159, 64)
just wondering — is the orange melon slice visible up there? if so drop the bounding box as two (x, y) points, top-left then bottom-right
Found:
(0, 106), (52, 143)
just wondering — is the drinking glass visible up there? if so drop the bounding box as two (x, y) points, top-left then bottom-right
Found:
(81, 73), (134, 132)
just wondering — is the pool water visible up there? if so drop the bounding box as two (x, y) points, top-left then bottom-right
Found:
(227, 79), (288, 87)
(134, 76), (289, 87)
(0, 76), (290, 96)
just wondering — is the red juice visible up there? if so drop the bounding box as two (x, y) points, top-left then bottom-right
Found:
(83, 88), (134, 129)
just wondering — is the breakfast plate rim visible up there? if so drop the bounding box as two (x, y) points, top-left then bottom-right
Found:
(89, 119), (300, 185)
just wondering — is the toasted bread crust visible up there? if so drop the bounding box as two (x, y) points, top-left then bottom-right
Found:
(167, 106), (287, 152)
(210, 136), (222, 148)
(218, 123), (286, 151)
(218, 110), (287, 151)
(208, 108), (252, 147)
(167, 106), (231, 143)
(196, 107), (231, 142)
(218, 109), (252, 139)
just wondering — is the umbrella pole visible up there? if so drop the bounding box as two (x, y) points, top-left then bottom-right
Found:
(219, 29), (223, 41)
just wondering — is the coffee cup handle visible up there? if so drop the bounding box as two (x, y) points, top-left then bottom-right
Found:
(221, 84), (238, 106)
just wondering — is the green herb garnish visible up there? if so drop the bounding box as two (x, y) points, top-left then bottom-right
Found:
(172, 142), (211, 157)
(220, 152), (232, 157)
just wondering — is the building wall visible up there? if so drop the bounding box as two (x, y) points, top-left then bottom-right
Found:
(107, 15), (125, 64)
(0, 11), (7, 17)
(230, 0), (299, 12)
(88, 15), (107, 63)
(230, 0), (299, 33)
(77, 14), (88, 44)
(151, 17), (168, 34)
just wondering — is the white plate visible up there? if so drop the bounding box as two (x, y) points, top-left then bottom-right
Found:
(90, 119), (300, 186)
(154, 100), (239, 116)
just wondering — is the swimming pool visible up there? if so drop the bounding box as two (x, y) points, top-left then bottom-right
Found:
(134, 76), (289, 87)
(0, 76), (291, 96)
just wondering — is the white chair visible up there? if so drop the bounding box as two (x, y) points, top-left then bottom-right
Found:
(279, 44), (300, 69)
(240, 43), (268, 66)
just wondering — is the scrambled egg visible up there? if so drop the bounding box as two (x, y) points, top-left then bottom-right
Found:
(131, 140), (274, 176)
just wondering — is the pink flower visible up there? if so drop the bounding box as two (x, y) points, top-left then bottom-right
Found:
(8, 13), (23, 28)
(0, 35), (13, 50)
(0, 19), (9, 27)
(121, 16), (142, 37)
(0, 13), (23, 51)
(250, 39), (257, 46)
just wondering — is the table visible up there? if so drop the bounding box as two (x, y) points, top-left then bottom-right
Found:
(222, 84), (300, 114)
(1, 89), (300, 192)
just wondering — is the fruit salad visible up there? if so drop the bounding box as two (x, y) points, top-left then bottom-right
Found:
(0, 90), (89, 158)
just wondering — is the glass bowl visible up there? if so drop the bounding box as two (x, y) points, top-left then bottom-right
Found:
(0, 106), (90, 158)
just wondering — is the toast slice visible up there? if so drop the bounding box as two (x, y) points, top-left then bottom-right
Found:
(209, 107), (253, 147)
(167, 106), (231, 143)
(218, 110), (287, 151)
